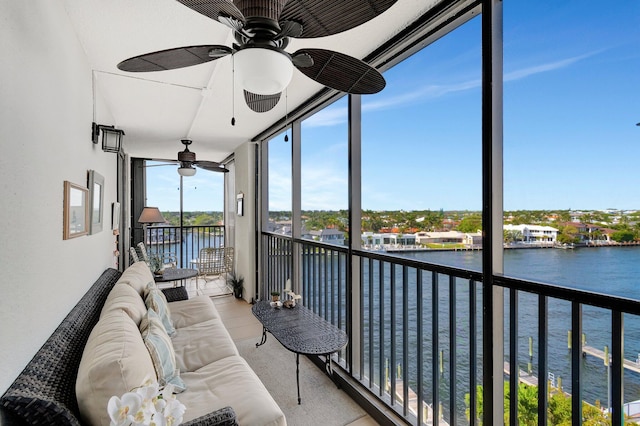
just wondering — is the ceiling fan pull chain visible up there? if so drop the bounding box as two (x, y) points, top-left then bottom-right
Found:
(231, 53), (236, 126)
(284, 88), (289, 142)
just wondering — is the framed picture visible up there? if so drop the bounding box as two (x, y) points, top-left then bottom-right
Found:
(112, 202), (121, 231)
(63, 181), (89, 239)
(88, 170), (105, 234)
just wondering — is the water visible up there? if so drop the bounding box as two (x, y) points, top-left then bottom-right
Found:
(398, 246), (640, 419)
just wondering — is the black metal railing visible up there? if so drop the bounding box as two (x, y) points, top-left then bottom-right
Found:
(261, 231), (640, 425)
(144, 225), (224, 268)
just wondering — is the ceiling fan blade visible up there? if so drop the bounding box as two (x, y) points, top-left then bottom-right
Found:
(244, 90), (281, 113)
(194, 161), (229, 172)
(176, 0), (245, 23)
(293, 49), (385, 94)
(279, 0), (397, 39)
(118, 45), (231, 72)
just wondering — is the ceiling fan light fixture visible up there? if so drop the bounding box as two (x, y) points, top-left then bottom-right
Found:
(234, 48), (293, 95)
(177, 166), (196, 177)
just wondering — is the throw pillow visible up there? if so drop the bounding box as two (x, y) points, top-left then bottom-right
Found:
(144, 283), (176, 336)
(76, 310), (157, 426)
(140, 309), (186, 393)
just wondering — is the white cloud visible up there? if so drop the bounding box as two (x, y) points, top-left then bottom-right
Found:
(504, 51), (596, 82)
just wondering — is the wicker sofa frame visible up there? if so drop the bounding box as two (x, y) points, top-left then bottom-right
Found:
(0, 268), (236, 425)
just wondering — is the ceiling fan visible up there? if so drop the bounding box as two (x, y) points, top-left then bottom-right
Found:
(177, 139), (228, 176)
(117, 0), (396, 113)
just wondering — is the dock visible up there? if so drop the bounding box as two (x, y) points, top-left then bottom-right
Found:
(393, 380), (450, 425)
(582, 345), (640, 374)
(504, 361), (539, 386)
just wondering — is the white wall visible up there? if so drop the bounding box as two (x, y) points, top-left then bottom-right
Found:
(233, 142), (257, 302)
(0, 2), (119, 392)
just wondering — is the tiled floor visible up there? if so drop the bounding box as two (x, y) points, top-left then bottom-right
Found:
(158, 276), (380, 425)
(208, 292), (380, 426)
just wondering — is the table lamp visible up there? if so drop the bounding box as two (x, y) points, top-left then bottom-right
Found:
(138, 207), (166, 245)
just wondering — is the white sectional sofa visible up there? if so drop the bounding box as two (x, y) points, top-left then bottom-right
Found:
(76, 261), (286, 425)
(1, 262), (286, 425)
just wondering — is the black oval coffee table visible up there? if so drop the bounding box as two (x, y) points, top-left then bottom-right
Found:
(252, 301), (348, 404)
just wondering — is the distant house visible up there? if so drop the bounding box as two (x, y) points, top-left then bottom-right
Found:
(361, 232), (415, 247)
(559, 222), (614, 243)
(415, 231), (465, 245)
(267, 220), (293, 236)
(463, 232), (483, 248)
(307, 228), (345, 246)
(504, 224), (558, 243)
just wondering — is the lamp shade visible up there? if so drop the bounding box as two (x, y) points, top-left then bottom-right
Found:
(177, 166), (196, 177)
(138, 207), (166, 224)
(234, 48), (293, 95)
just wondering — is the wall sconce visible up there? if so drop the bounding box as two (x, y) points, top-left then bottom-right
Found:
(92, 122), (125, 153)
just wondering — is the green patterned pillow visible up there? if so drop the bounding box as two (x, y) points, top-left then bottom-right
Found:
(140, 309), (186, 392)
(144, 283), (176, 336)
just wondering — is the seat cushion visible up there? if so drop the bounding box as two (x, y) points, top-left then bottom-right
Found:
(171, 317), (239, 373)
(76, 309), (156, 426)
(100, 282), (147, 325)
(116, 261), (154, 295)
(140, 309), (186, 392)
(169, 295), (220, 329)
(180, 356), (285, 426)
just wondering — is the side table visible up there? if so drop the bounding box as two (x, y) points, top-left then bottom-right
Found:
(153, 268), (197, 287)
(252, 301), (348, 404)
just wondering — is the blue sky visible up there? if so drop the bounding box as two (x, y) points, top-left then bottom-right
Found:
(152, 1), (640, 213)
(146, 163), (225, 212)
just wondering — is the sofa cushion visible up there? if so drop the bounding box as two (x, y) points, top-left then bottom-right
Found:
(117, 261), (154, 295)
(140, 309), (186, 392)
(76, 309), (156, 426)
(171, 317), (239, 373)
(144, 283), (176, 336)
(169, 295), (220, 329)
(180, 356), (286, 426)
(100, 282), (147, 325)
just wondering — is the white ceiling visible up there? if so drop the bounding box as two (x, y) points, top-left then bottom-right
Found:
(61, 0), (439, 163)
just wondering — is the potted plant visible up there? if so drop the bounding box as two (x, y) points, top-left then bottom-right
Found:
(149, 255), (163, 275)
(227, 272), (244, 299)
(270, 291), (280, 302)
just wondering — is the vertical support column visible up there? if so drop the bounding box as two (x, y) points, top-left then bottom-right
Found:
(611, 311), (624, 425)
(432, 271), (440, 423)
(509, 289), (519, 426)
(348, 94), (362, 375)
(291, 121), (302, 293)
(449, 276), (457, 421)
(571, 302), (582, 426)
(481, 0), (504, 425)
(538, 295), (548, 426)
(469, 280), (478, 425)
(258, 141), (270, 300)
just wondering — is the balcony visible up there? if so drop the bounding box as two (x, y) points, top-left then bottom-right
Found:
(260, 233), (640, 425)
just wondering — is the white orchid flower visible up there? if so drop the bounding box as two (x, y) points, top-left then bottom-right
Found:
(164, 399), (186, 426)
(108, 392), (143, 426)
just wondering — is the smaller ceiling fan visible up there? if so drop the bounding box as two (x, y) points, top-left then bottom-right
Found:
(177, 139), (228, 176)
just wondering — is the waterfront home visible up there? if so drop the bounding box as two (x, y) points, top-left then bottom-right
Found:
(415, 230), (466, 245)
(3, 2), (637, 425)
(306, 228), (346, 246)
(504, 223), (559, 243)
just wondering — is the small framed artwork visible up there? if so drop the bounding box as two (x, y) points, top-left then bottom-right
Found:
(236, 192), (244, 216)
(88, 170), (105, 234)
(112, 202), (121, 231)
(63, 181), (89, 239)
